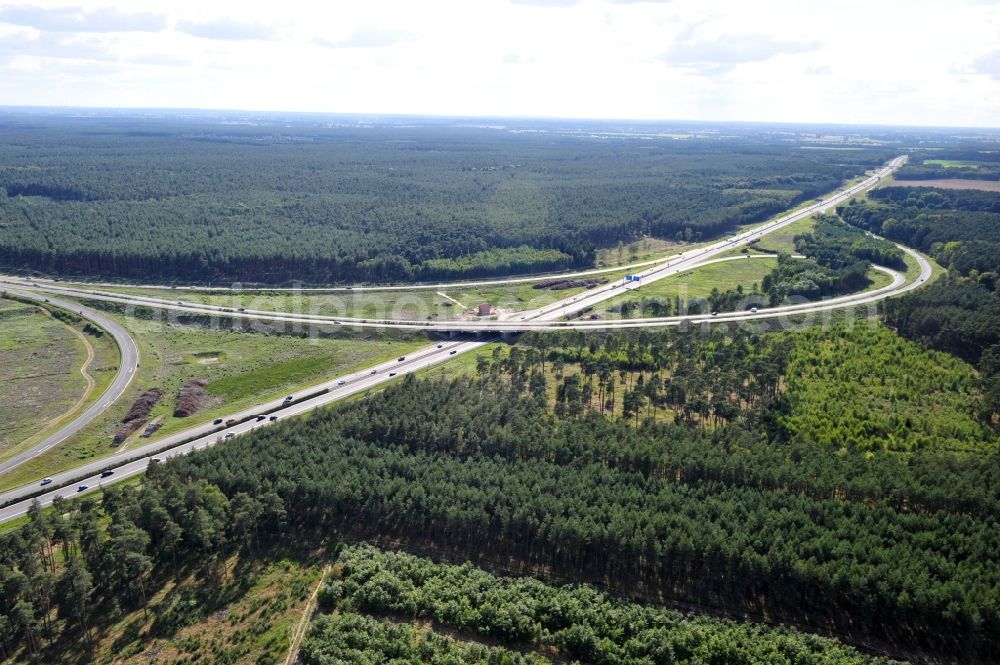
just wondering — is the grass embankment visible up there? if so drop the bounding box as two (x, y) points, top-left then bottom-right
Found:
(599, 223), (928, 320)
(749, 215), (816, 254)
(0, 309), (425, 492)
(74, 277), (638, 321)
(0, 297), (119, 461)
(598, 257), (778, 318)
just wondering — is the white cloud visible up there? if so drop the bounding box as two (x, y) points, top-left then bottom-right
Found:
(127, 53), (189, 67)
(0, 0), (995, 128)
(175, 18), (276, 41)
(0, 5), (166, 32)
(0, 30), (116, 62)
(661, 33), (820, 74)
(501, 52), (534, 65)
(970, 50), (1000, 80)
(314, 26), (412, 49)
(510, 0), (582, 7)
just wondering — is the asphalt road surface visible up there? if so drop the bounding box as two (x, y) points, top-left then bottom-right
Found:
(0, 156), (921, 523)
(0, 287), (140, 476)
(0, 157), (906, 333)
(0, 337), (489, 522)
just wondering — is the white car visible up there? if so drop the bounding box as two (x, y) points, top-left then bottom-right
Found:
(750, 307), (758, 313)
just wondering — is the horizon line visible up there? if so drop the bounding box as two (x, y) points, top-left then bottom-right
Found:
(1, 103), (998, 133)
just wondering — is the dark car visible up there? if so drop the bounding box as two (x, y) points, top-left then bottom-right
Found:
(256, 415), (266, 421)
(77, 484), (88, 492)
(40, 477), (53, 486)
(269, 415), (278, 422)
(101, 469), (114, 478)
(213, 418), (223, 425)
(398, 356), (406, 362)
(449, 350), (457, 355)
(389, 372), (397, 377)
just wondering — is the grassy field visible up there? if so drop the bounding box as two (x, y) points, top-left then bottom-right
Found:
(867, 267), (895, 290)
(598, 257), (778, 317)
(597, 253), (907, 320)
(923, 159), (979, 168)
(889, 179), (1000, 192)
(594, 236), (685, 267)
(82, 275), (642, 322)
(0, 298), (119, 461)
(749, 215), (817, 254)
(0, 309), (425, 491)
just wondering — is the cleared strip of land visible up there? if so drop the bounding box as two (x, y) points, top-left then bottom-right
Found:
(892, 178), (1000, 191)
(0, 300), (91, 453)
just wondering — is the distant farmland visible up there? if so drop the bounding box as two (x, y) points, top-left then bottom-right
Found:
(891, 178), (1000, 191)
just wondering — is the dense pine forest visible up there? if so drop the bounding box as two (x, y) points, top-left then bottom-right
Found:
(839, 187), (1000, 418)
(0, 112), (892, 284)
(2, 324), (996, 663)
(303, 545), (900, 664)
(5, 120), (1000, 664)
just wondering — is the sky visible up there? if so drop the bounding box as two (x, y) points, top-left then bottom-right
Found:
(0, 0), (998, 128)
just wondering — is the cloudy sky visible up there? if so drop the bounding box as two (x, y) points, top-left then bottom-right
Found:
(0, 0), (998, 127)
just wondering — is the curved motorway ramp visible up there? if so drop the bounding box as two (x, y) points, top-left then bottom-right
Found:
(0, 288), (139, 475)
(0, 156), (925, 522)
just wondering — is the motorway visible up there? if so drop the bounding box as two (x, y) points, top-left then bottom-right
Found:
(0, 157), (906, 334)
(0, 155), (918, 523)
(0, 287), (140, 475)
(0, 337), (489, 522)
